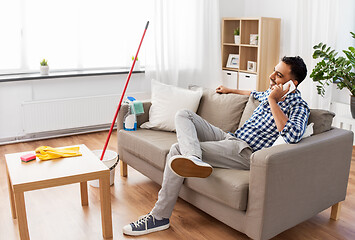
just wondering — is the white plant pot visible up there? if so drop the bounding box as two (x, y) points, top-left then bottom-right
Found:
(133, 61), (140, 71)
(40, 66), (49, 75)
(234, 35), (240, 44)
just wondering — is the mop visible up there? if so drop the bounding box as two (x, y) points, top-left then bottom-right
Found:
(100, 21), (149, 161)
(25, 22), (149, 163)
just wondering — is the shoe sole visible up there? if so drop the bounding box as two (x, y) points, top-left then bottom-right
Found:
(170, 157), (212, 178)
(123, 223), (170, 236)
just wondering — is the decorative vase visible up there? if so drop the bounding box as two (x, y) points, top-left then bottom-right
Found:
(234, 35), (240, 44)
(351, 95), (355, 119)
(40, 66), (49, 75)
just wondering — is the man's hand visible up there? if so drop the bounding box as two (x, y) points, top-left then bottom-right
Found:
(268, 84), (289, 103)
(216, 85), (231, 94)
(268, 84), (290, 131)
(215, 85), (251, 95)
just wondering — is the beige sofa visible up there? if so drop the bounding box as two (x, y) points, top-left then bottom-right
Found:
(117, 89), (353, 240)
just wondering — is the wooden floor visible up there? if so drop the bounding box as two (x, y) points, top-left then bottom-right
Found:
(1, 131), (355, 240)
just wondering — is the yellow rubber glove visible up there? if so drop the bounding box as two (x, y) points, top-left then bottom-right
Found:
(35, 146), (82, 161)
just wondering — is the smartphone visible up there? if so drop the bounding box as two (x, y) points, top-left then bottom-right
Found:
(282, 80), (296, 97)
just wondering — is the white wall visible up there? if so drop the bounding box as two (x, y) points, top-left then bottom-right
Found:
(0, 81), (32, 140)
(242, 0), (297, 58)
(219, 0), (245, 18)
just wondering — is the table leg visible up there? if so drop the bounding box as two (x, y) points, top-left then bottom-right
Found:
(80, 181), (88, 206)
(14, 191), (30, 240)
(99, 174), (113, 239)
(6, 166), (17, 219)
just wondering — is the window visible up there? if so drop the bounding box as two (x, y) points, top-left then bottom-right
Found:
(0, 0), (152, 74)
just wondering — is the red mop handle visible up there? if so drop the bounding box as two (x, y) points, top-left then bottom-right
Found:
(100, 21), (149, 161)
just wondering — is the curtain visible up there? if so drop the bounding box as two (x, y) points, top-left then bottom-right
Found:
(288, 0), (340, 110)
(146, 0), (221, 89)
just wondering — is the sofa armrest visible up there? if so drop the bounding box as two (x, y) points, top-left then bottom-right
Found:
(245, 128), (353, 240)
(117, 101), (152, 131)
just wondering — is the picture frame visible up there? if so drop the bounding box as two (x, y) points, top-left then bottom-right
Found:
(250, 34), (258, 45)
(226, 54), (239, 69)
(247, 61), (257, 72)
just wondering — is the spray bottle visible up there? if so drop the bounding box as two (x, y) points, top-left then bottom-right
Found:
(123, 96), (138, 131)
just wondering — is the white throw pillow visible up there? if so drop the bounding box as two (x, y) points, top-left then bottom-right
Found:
(273, 123), (314, 146)
(140, 80), (203, 132)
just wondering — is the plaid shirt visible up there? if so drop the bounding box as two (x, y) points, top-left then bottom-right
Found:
(235, 89), (310, 152)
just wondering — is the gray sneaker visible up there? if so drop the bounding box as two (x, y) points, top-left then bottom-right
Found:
(122, 214), (170, 236)
(169, 155), (213, 178)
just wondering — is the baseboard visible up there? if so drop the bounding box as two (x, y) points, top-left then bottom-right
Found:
(0, 124), (116, 145)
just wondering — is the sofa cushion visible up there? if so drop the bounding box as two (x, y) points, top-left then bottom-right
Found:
(237, 95), (335, 135)
(118, 129), (177, 170)
(273, 123), (314, 146)
(141, 80), (202, 132)
(196, 88), (249, 132)
(308, 109), (335, 135)
(238, 95), (261, 128)
(184, 168), (249, 211)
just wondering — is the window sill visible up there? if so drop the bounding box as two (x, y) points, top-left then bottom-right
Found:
(0, 68), (145, 83)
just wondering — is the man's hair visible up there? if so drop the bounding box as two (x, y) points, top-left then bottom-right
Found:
(281, 56), (307, 85)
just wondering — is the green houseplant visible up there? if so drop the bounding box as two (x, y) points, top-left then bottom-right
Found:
(233, 27), (240, 36)
(40, 59), (48, 66)
(234, 27), (240, 44)
(311, 32), (355, 117)
(40, 59), (49, 75)
(131, 56), (140, 71)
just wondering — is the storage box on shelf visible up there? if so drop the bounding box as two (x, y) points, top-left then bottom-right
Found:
(222, 70), (238, 89)
(221, 17), (280, 91)
(239, 72), (257, 90)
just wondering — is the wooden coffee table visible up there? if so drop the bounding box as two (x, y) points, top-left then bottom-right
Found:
(5, 144), (113, 240)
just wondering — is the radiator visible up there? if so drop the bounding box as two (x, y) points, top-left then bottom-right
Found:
(21, 93), (147, 134)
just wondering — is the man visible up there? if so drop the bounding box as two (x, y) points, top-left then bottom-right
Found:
(123, 56), (310, 236)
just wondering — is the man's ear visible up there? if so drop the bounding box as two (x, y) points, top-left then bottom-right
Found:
(292, 79), (299, 87)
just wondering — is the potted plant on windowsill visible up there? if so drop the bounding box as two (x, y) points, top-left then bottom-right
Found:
(311, 32), (355, 117)
(40, 59), (49, 75)
(234, 27), (240, 44)
(132, 56), (140, 71)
